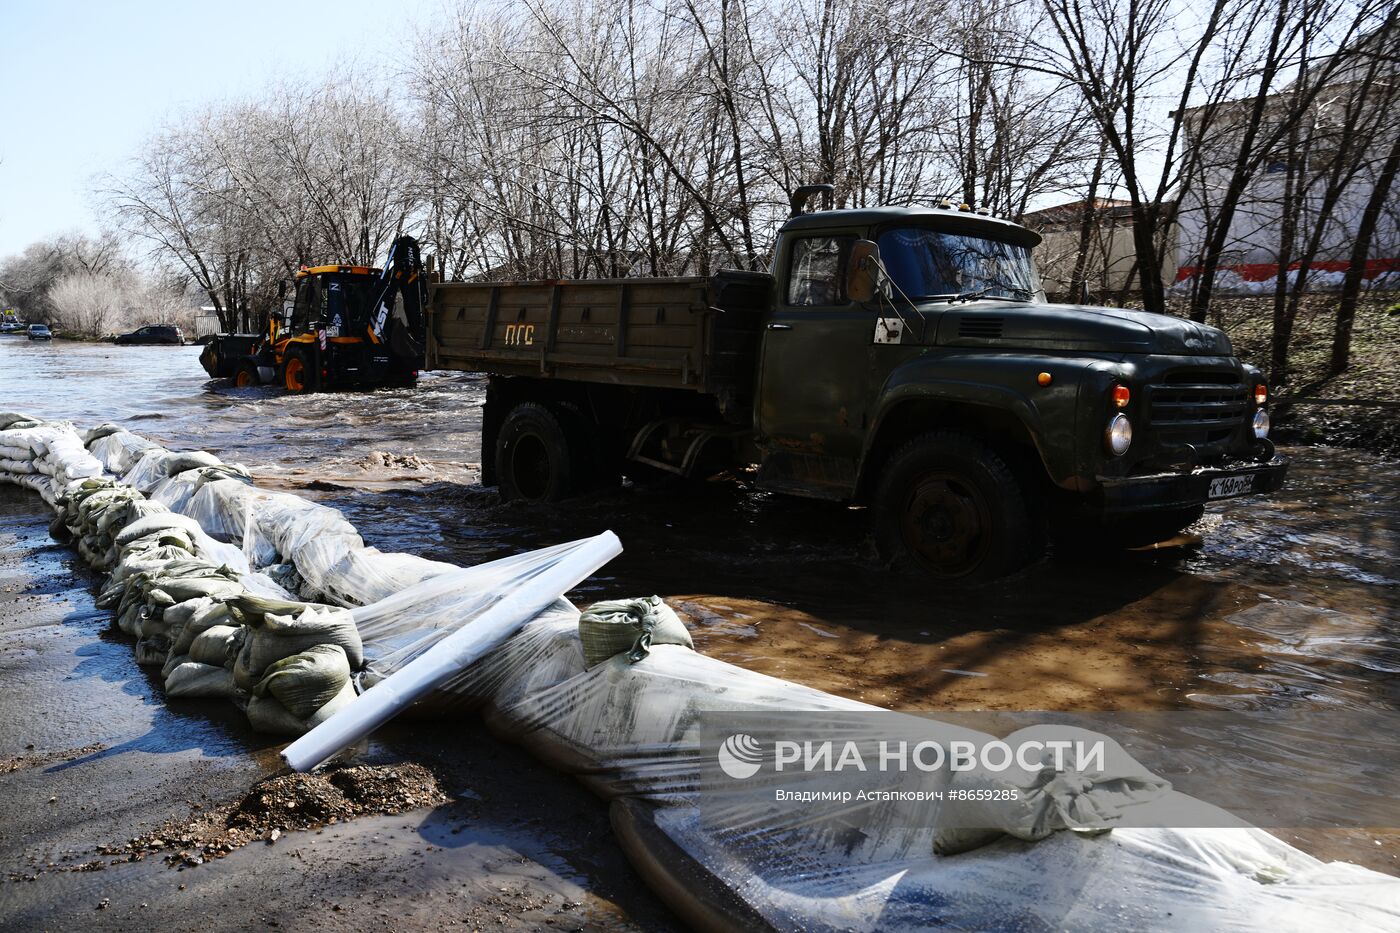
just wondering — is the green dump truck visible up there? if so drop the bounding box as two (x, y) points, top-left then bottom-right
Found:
(427, 192), (1286, 581)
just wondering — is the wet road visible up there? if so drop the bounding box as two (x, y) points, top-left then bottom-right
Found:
(1, 336), (1398, 891)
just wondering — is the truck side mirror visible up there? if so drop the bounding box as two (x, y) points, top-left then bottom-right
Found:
(277, 280), (288, 301)
(847, 240), (887, 304)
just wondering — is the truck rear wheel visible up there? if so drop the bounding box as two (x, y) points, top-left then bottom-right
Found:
(874, 432), (1037, 582)
(497, 402), (574, 502)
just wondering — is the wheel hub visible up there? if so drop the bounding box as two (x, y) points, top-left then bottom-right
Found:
(902, 474), (991, 577)
(510, 433), (552, 501)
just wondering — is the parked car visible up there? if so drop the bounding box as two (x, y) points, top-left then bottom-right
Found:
(114, 325), (185, 346)
(26, 324), (52, 341)
(0, 322), (23, 334)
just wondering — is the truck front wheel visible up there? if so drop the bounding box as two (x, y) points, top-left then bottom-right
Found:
(497, 402), (574, 502)
(874, 432), (1038, 582)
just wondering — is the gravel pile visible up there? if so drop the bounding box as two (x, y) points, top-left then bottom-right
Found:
(96, 763), (447, 869)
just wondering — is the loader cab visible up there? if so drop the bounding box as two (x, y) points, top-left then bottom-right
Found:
(289, 276), (320, 333)
(288, 265), (382, 341)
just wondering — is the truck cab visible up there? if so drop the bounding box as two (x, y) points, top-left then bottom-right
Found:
(751, 204), (1284, 578)
(429, 200), (1286, 582)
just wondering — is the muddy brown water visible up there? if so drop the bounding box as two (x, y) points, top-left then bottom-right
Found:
(1, 337), (1397, 914)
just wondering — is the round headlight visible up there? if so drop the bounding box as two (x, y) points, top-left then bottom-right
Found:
(1105, 413), (1132, 456)
(1252, 408), (1270, 439)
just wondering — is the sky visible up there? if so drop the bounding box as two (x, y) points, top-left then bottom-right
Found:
(0, 0), (432, 258)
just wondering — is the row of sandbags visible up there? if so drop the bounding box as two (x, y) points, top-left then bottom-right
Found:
(65, 482), (360, 736)
(0, 417), (364, 736)
(7, 418), (670, 738)
(0, 412), (106, 507)
(82, 422), (455, 608)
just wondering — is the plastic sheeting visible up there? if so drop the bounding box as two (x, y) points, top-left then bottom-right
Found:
(282, 531), (622, 771)
(356, 599), (1400, 932)
(88, 429), (162, 476)
(183, 478), (456, 607)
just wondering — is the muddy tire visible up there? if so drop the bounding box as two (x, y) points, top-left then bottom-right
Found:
(497, 402), (575, 502)
(281, 347), (317, 394)
(874, 432), (1037, 582)
(234, 360), (261, 388)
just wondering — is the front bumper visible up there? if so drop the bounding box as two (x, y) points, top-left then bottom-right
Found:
(1096, 456), (1289, 513)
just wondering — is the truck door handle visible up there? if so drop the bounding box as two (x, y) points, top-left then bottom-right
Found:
(767, 323), (793, 331)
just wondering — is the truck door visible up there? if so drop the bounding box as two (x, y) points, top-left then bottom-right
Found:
(755, 233), (871, 497)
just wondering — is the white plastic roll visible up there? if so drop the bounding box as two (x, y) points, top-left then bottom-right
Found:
(281, 530), (622, 772)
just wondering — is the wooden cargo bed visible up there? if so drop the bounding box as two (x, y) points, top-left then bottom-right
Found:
(427, 271), (771, 405)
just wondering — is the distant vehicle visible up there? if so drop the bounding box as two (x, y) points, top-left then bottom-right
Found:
(1, 322), (24, 334)
(200, 240), (424, 391)
(26, 324), (52, 341)
(114, 325), (185, 346)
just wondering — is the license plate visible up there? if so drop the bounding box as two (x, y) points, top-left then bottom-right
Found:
(1208, 472), (1258, 499)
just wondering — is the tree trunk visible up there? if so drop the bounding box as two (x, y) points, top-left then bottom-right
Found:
(1070, 147), (1107, 303)
(1129, 202), (1166, 313)
(1269, 124), (1303, 381)
(1329, 131), (1400, 376)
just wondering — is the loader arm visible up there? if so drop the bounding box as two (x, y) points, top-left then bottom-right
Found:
(368, 235), (428, 365)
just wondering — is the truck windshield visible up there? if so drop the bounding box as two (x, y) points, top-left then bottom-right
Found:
(876, 227), (1039, 301)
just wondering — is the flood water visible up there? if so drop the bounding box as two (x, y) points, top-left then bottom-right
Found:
(3, 336), (1398, 871)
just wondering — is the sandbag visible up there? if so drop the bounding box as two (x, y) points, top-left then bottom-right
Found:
(169, 600), (233, 656)
(578, 596), (693, 668)
(165, 451), (223, 475)
(932, 725), (1174, 855)
(83, 422), (124, 443)
(124, 449), (223, 492)
(246, 681), (356, 736)
(232, 602), (363, 691)
(252, 644), (351, 719)
(0, 412), (40, 430)
(165, 661), (240, 699)
(134, 635), (169, 668)
(158, 575), (244, 605)
(161, 652), (191, 681)
(189, 624), (244, 668)
(87, 431), (162, 476)
(114, 513), (199, 548)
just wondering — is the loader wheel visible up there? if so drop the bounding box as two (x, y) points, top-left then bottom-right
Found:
(234, 360), (260, 388)
(497, 402), (573, 502)
(874, 432), (1038, 583)
(281, 348), (316, 393)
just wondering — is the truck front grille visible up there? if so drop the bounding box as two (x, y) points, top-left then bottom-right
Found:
(1148, 370), (1248, 446)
